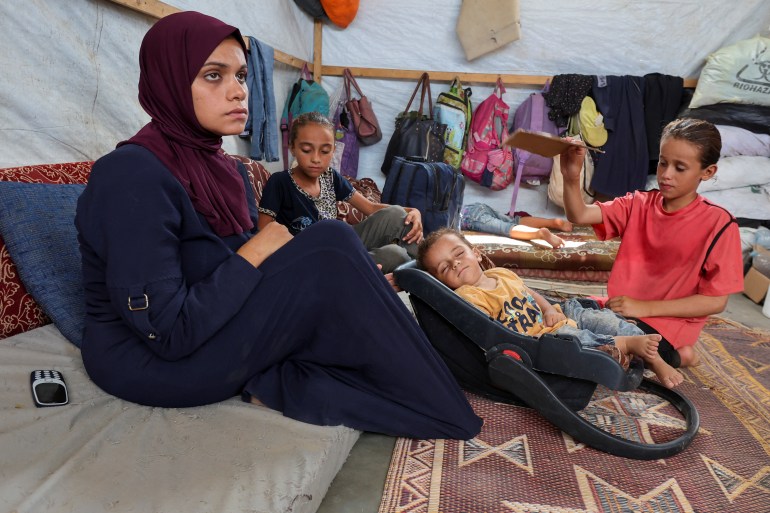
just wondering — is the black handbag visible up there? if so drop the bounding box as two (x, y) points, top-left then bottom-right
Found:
(381, 73), (447, 175)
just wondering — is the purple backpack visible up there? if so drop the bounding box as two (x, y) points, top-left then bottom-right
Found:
(508, 92), (560, 213)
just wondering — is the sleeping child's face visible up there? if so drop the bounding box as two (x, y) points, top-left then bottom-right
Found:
(422, 233), (485, 290)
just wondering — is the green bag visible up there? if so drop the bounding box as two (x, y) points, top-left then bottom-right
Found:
(433, 77), (473, 169)
(280, 64), (330, 167)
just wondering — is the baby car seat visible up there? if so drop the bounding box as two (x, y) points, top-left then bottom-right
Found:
(394, 261), (699, 460)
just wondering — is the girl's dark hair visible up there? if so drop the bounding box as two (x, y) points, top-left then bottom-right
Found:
(416, 227), (474, 273)
(661, 118), (722, 168)
(288, 111), (335, 146)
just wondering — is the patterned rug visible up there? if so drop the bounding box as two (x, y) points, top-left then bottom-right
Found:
(378, 317), (770, 513)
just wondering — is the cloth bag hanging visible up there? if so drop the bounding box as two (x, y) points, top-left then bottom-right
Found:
(547, 134), (595, 208)
(344, 68), (382, 146)
(381, 73), (447, 175)
(280, 63), (330, 168)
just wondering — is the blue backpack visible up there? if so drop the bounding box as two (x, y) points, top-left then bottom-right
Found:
(280, 64), (330, 167)
(381, 156), (465, 236)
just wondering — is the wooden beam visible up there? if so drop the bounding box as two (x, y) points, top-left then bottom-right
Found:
(274, 49), (312, 71)
(104, 0), (308, 70)
(321, 66), (550, 86)
(313, 19), (323, 82)
(106, 0), (180, 19)
(322, 65), (698, 88)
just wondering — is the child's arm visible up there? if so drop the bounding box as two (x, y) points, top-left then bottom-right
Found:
(257, 212), (275, 231)
(560, 144), (603, 226)
(348, 191), (423, 243)
(605, 294), (729, 319)
(530, 288), (567, 327)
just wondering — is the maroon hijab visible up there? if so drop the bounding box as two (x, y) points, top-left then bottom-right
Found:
(120, 11), (253, 236)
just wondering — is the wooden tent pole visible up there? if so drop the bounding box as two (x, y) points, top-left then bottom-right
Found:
(313, 19), (324, 82)
(321, 66), (552, 87)
(321, 65), (698, 88)
(106, 0), (179, 18)
(105, 0), (309, 70)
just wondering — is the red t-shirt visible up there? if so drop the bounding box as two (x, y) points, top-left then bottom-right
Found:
(593, 191), (744, 348)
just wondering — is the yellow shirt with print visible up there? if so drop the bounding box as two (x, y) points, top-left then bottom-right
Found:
(455, 267), (577, 336)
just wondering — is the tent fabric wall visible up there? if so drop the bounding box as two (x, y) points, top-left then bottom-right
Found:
(0, 0), (311, 170)
(319, 0), (770, 217)
(1, 0), (769, 218)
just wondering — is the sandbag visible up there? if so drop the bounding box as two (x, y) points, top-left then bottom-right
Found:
(690, 36), (770, 108)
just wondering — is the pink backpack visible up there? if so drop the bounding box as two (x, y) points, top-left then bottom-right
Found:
(460, 78), (510, 185)
(508, 90), (560, 213)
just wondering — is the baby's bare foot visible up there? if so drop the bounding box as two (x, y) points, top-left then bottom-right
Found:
(647, 357), (684, 389)
(616, 334), (661, 360)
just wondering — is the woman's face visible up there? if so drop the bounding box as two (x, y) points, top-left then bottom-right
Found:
(191, 37), (248, 136)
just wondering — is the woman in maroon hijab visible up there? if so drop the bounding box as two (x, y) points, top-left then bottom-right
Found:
(75, 11), (482, 440)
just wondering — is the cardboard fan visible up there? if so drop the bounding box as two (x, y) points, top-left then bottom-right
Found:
(504, 129), (604, 157)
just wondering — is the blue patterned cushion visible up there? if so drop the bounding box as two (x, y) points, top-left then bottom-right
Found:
(0, 182), (85, 346)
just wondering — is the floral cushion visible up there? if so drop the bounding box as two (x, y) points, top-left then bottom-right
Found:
(337, 177), (382, 224)
(467, 226), (618, 272)
(0, 157), (381, 339)
(226, 154), (271, 205)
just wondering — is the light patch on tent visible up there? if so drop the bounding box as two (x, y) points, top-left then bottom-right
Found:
(456, 0), (521, 61)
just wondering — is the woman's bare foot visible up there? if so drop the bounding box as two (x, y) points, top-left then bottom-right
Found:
(615, 334), (661, 360)
(552, 218), (574, 232)
(249, 395), (265, 406)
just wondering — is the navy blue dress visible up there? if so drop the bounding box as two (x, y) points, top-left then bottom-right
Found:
(75, 145), (482, 439)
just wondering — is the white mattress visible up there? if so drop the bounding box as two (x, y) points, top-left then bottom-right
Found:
(0, 325), (359, 513)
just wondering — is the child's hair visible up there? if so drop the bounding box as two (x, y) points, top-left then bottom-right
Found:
(416, 227), (475, 272)
(288, 111), (335, 146)
(660, 118), (722, 168)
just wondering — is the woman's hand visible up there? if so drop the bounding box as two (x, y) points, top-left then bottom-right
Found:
(403, 208), (424, 244)
(237, 222), (293, 268)
(543, 308), (567, 327)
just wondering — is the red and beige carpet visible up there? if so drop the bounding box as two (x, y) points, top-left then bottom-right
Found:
(378, 317), (770, 513)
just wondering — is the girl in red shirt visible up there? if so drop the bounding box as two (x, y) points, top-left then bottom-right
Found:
(561, 118), (744, 388)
